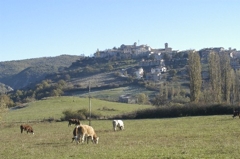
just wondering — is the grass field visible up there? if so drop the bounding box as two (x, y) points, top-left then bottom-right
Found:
(77, 86), (156, 101)
(4, 96), (151, 122)
(1, 116), (240, 159)
(1, 97), (240, 159)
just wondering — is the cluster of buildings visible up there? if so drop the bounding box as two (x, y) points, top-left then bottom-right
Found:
(93, 42), (240, 103)
(94, 42), (240, 82)
(94, 42), (174, 81)
(94, 42), (174, 59)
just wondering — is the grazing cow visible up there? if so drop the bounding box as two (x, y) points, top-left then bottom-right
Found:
(233, 110), (240, 118)
(112, 120), (124, 131)
(20, 124), (34, 134)
(68, 119), (80, 127)
(72, 125), (99, 144)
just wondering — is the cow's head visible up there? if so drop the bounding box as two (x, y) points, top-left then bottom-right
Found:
(94, 137), (99, 144)
(29, 129), (34, 134)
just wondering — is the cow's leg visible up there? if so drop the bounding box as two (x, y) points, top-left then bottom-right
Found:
(72, 136), (78, 143)
(71, 137), (74, 143)
(87, 137), (89, 144)
(91, 136), (94, 143)
(78, 137), (81, 143)
(81, 135), (85, 143)
(87, 136), (93, 144)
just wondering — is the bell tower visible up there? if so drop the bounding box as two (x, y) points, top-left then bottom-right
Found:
(165, 43), (168, 50)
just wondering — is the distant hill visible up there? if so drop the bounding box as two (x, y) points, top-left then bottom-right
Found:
(0, 55), (81, 90)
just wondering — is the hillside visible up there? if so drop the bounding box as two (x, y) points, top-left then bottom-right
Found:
(0, 55), (81, 90)
(1, 54), (191, 104)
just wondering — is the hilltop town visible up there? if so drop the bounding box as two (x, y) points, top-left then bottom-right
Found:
(93, 42), (240, 81)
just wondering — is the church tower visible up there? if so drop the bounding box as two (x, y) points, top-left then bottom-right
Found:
(165, 43), (168, 50)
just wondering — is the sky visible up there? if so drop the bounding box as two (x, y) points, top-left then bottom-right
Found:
(0, 0), (240, 62)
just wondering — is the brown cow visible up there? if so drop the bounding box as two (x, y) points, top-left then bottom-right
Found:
(68, 119), (80, 127)
(20, 124), (34, 134)
(233, 110), (240, 118)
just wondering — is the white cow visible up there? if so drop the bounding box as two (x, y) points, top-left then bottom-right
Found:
(73, 125), (99, 144)
(112, 120), (124, 131)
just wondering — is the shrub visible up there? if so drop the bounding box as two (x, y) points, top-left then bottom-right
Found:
(113, 103), (234, 119)
(61, 108), (102, 121)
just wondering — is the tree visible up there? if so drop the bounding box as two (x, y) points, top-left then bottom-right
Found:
(233, 70), (240, 104)
(137, 93), (149, 104)
(188, 51), (202, 102)
(170, 87), (174, 100)
(57, 80), (66, 88)
(105, 64), (113, 72)
(230, 69), (237, 105)
(208, 51), (222, 103)
(152, 94), (168, 106)
(50, 89), (63, 97)
(0, 94), (13, 122)
(164, 85), (168, 100)
(220, 53), (232, 103)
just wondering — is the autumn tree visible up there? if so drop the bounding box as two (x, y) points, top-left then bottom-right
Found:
(188, 51), (202, 102)
(220, 53), (232, 103)
(137, 93), (149, 104)
(208, 51), (222, 103)
(164, 85), (168, 100)
(0, 94), (14, 122)
(228, 69), (240, 105)
(233, 70), (240, 104)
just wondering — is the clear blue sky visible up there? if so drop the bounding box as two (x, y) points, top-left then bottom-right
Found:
(1, 0), (239, 62)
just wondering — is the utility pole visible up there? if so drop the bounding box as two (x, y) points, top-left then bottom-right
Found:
(88, 81), (91, 126)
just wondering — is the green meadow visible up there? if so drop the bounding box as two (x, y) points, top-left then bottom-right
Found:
(4, 96), (151, 122)
(1, 97), (239, 159)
